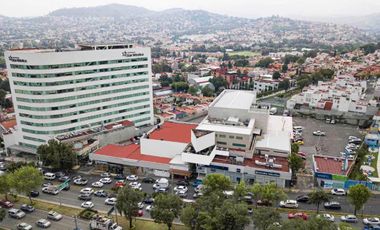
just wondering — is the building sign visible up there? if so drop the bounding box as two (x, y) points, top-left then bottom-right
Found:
(8, 56), (27, 63)
(122, 51), (144, 57)
(255, 170), (280, 177)
(315, 172), (332, 180)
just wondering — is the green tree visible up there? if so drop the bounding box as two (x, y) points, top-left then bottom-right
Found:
(116, 186), (143, 229)
(234, 181), (248, 200)
(0, 174), (12, 200)
(282, 64), (288, 73)
(201, 86), (215, 97)
(260, 183), (287, 207)
(288, 153), (303, 179)
(255, 57), (274, 68)
(203, 174), (232, 196)
(252, 207), (281, 230)
(308, 189), (330, 214)
(37, 139), (77, 171)
(214, 199), (250, 230)
(273, 71), (281, 80)
(209, 77), (228, 92)
(279, 79), (290, 90)
(0, 89), (6, 103)
(171, 82), (189, 92)
(291, 143), (299, 154)
(11, 166), (43, 203)
(151, 194), (182, 230)
(0, 208), (5, 222)
(282, 216), (337, 230)
(347, 184), (371, 215)
(180, 205), (197, 230)
(188, 86), (199, 96)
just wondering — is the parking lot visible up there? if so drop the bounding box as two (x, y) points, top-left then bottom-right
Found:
(293, 117), (362, 158)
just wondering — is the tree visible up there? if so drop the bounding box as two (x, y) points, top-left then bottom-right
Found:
(282, 216), (337, 230)
(201, 86), (215, 97)
(252, 207), (281, 230)
(171, 82), (189, 92)
(279, 79), (290, 90)
(288, 153), (303, 179)
(0, 208), (5, 222)
(151, 193), (182, 230)
(37, 139), (77, 171)
(214, 199), (250, 230)
(234, 181), (247, 201)
(11, 166), (43, 203)
(188, 86), (198, 96)
(273, 71), (281, 80)
(281, 64), (288, 73)
(180, 205), (197, 230)
(347, 184), (371, 215)
(203, 174), (232, 196)
(159, 74), (173, 87)
(308, 189), (330, 214)
(291, 143), (299, 154)
(116, 186), (143, 229)
(260, 183), (287, 207)
(0, 174), (12, 200)
(0, 89), (6, 104)
(255, 57), (274, 68)
(209, 77), (228, 92)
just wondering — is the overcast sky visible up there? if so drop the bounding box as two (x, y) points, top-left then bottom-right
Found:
(1, 0), (380, 18)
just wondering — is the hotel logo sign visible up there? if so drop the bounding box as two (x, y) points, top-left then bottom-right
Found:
(122, 51), (144, 57)
(8, 56), (27, 63)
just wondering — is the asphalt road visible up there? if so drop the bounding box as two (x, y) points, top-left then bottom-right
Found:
(0, 205), (88, 230)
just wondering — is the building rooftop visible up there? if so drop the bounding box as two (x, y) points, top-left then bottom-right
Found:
(94, 144), (171, 164)
(210, 90), (257, 110)
(313, 155), (354, 176)
(0, 119), (17, 131)
(148, 122), (198, 143)
(255, 131), (291, 153)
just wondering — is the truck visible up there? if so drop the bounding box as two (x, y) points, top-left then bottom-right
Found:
(89, 215), (122, 230)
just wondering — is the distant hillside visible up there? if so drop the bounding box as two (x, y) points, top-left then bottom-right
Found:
(335, 13), (380, 32)
(49, 4), (154, 18)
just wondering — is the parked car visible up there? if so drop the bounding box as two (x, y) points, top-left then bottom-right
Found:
(81, 201), (94, 209)
(317, 213), (335, 222)
(17, 223), (32, 230)
(114, 174), (126, 180)
(296, 195), (309, 203)
(364, 225), (380, 230)
(58, 176), (70, 182)
(176, 190), (188, 197)
(94, 190), (108, 197)
(363, 218), (380, 226)
(331, 188), (346, 196)
(74, 178), (88, 185)
(20, 204), (35, 213)
(99, 177), (112, 184)
(91, 181), (104, 188)
(176, 180), (190, 186)
(8, 208), (26, 219)
(288, 212), (308, 220)
(324, 201), (341, 210)
(341, 215), (358, 223)
(279, 200), (298, 208)
(145, 205), (153, 211)
(313, 131), (326, 136)
(36, 218), (51, 228)
(30, 190), (40, 197)
(143, 197), (154, 204)
(78, 194), (92, 201)
(174, 186), (188, 193)
(47, 211), (62, 221)
(105, 198), (117, 205)
(114, 180), (126, 188)
(142, 177), (155, 183)
(193, 192), (204, 199)
(42, 187), (59, 195)
(80, 187), (94, 195)
(127, 175), (139, 181)
(0, 200), (14, 208)
(44, 172), (56, 180)
(100, 172), (111, 177)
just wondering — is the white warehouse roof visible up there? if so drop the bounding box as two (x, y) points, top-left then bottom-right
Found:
(211, 90), (257, 110)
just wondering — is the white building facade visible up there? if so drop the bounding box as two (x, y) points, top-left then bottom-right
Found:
(5, 44), (154, 151)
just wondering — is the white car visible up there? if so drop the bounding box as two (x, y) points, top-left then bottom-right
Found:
(331, 188), (346, 196)
(341, 215), (358, 223)
(100, 172), (111, 177)
(91, 181), (104, 188)
(17, 223), (33, 230)
(317, 213), (335, 222)
(80, 188), (94, 194)
(176, 190), (187, 197)
(99, 177), (112, 184)
(174, 186), (188, 193)
(363, 217), (380, 225)
(109, 223), (123, 230)
(313, 131), (326, 136)
(138, 202), (144, 209)
(47, 211), (62, 221)
(105, 198), (117, 205)
(146, 205), (153, 211)
(81, 201), (94, 209)
(73, 178), (88, 185)
(36, 218), (51, 228)
(279, 200), (298, 208)
(126, 175), (139, 181)
(129, 182), (142, 187)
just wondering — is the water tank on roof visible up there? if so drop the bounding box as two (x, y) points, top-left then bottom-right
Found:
(73, 142), (83, 150)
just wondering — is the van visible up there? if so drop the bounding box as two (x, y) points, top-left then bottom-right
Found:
(293, 126), (304, 131)
(44, 172), (56, 180)
(8, 208), (26, 219)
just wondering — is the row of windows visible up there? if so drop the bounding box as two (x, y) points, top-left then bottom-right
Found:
(19, 98), (150, 119)
(15, 78), (148, 95)
(13, 71), (148, 87)
(19, 142), (38, 149)
(217, 134), (243, 140)
(11, 64), (148, 79)
(17, 84), (149, 106)
(23, 136), (46, 143)
(22, 111), (151, 135)
(21, 104), (150, 127)
(232, 143), (246, 148)
(10, 57), (148, 70)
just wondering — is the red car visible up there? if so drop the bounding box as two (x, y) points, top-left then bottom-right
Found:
(137, 210), (143, 217)
(0, 200), (14, 208)
(114, 180), (126, 188)
(288, 212), (308, 220)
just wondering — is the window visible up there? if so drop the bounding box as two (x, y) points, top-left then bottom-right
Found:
(236, 168), (241, 173)
(236, 136), (243, 140)
(217, 141), (227, 145)
(232, 143), (246, 148)
(219, 134), (226, 138)
(229, 136), (234, 139)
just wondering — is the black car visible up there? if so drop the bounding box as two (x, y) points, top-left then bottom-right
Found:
(107, 193), (117, 198)
(296, 195), (309, 203)
(114, 174), (126, 180)
(78, 194), (92, 201)
(324, 202), (341, 210)
(142, 177), (155, 183)
(20, 204), (35, 213)
(94, 190), (108, 197)
(143, 197), (155, 204)
(176, 180), (189, 186)
(58, 176), (71, 182)
(30, 190), (39, 197)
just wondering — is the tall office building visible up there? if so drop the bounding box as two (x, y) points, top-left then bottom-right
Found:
(5, 44), (154, 152)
